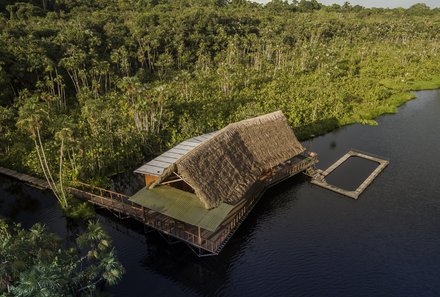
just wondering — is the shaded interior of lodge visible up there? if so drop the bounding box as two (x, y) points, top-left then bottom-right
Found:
(130, 110), (318, 256)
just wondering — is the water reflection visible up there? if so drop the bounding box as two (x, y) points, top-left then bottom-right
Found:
(0, 176), (41, 220)
(325, 156), (380, 191)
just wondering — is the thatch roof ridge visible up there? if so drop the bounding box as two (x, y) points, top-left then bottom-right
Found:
(232, 110), (305, 171)
(229, 110), (285, 127)
(180, 110), (299, 164)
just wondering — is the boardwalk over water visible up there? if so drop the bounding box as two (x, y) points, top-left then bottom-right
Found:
(0, 167), (49, 189)
(310, 150), (389, 199)
(1, 155), (318, 256)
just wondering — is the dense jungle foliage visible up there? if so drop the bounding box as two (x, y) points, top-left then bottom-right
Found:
(0, 219), (124, 296)
(1, 0), (440, 183)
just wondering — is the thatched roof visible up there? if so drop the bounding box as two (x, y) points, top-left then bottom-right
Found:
(153, 111), (305, 209)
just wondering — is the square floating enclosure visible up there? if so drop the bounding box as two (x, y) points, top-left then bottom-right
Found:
(311, 150), (389, 199)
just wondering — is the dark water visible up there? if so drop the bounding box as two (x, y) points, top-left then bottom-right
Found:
(325, 156), (382, 191)
(2, 90), (440, 297)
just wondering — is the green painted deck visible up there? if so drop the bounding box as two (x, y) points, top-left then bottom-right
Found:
(129, 185), (234, 232)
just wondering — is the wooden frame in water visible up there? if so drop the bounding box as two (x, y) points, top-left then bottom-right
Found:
(310, 149), (389, 199)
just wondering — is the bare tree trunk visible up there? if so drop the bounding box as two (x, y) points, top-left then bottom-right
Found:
(36, 127), (68, 208)
(33, 136), (62, 203)
(59, 138), (68, 207)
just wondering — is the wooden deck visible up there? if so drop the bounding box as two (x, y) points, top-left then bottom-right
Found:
(0, 155), (318, 256)
(310, 150), (389, 199)
(83, 155), (318, 256)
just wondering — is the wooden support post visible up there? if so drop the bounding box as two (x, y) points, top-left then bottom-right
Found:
(198, 226), (202, 246)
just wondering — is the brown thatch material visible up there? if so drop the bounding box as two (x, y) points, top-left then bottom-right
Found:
(153, 111), (305, 209)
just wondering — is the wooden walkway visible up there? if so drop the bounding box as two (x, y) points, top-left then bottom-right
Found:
(0, 167), (49, 189)
(310, 150), (389, 199)
(0, 155), (318, 256)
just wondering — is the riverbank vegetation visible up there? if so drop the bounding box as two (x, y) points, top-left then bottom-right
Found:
(1, 0), (440, 185)
(0, 219), (124, 296)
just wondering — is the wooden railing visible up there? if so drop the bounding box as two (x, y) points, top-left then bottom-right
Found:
(70, 182), (219, 252)
(143, 211), (218, 252)
(69, 182), (143, 220)
(73, 182), (131, 200)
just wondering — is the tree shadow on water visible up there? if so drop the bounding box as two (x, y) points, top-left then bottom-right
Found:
(296, 117), (340, 140)
(0, 176), (41, 222)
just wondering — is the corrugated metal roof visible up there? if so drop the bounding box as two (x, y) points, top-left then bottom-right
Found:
(134, 132), (217, 176)
(129, 185), (233, 231)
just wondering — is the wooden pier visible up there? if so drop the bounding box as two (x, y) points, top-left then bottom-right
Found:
(310, 150), (389, 199)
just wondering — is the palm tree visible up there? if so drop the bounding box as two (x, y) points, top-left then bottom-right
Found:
(16, 94), (69, 208)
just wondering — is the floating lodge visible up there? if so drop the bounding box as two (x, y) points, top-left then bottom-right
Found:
(0, 110), (390, 256)
(128, 111), (318, 256)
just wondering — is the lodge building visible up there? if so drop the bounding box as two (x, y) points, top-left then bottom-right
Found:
(130, 111), (318, 256)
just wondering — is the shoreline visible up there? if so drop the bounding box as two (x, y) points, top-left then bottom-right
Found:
(297, 78), (440, 140)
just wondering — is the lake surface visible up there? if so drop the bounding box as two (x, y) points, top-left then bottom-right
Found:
(2, 90), (440, 296)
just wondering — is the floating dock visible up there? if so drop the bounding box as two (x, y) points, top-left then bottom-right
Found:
(310, 150), (389, 199)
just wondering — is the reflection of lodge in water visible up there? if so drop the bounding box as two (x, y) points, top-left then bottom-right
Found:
(98, 213), (236, 296)
(72, 111), (318, 256)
